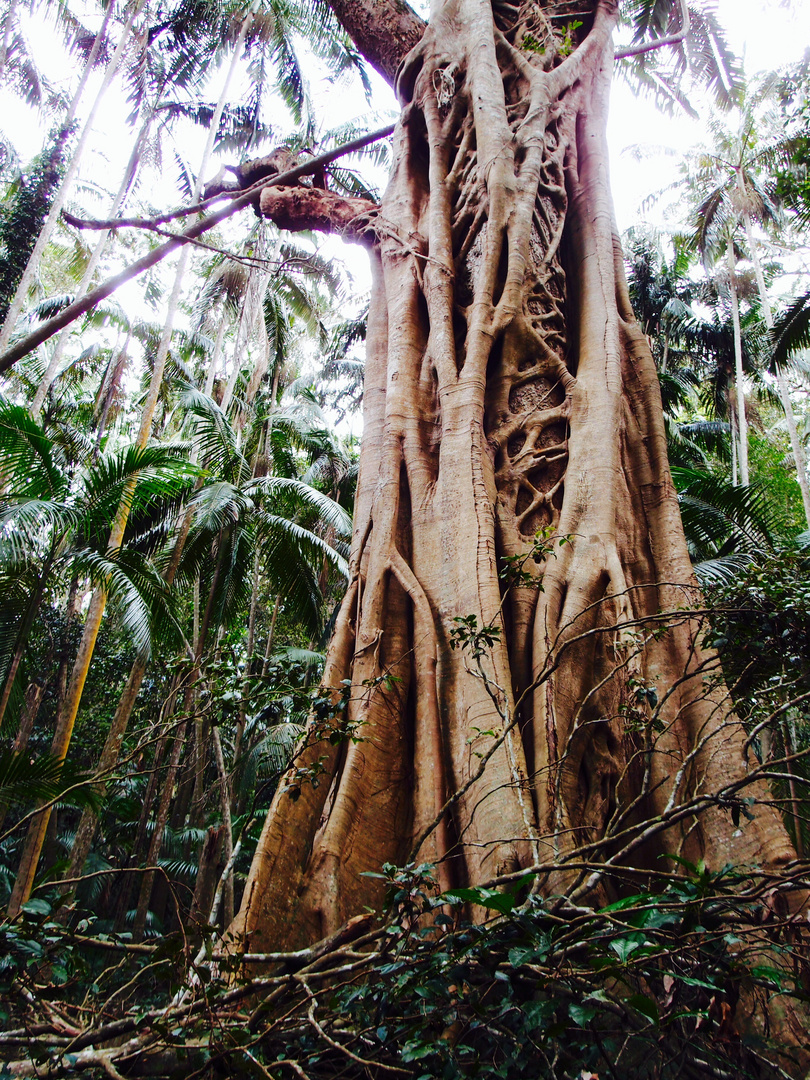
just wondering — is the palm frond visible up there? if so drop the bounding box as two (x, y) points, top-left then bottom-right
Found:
(0, 397), (66, 499)
(247, 476), (351, 537)
(673, 467), (777, 561)
(0, 751), (101, 810)
(692, 552), (752, 586)
(770, 290), (810, 374)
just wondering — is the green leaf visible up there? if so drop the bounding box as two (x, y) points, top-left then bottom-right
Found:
(444, 886), (517, 915)
(751, 965), (784, 990)
(568, 1003), (596, 1027)
(628, 993), (659, 1024)
(21, 899), (51, 916)
(508, 946), (538, 967)
(522, 999), (555, 1029)
(610, 935), (644, 963)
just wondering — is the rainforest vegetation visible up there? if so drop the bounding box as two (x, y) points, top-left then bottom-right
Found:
(1, 0), (810, 1076)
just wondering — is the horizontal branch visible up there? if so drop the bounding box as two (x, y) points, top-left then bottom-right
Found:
(61, 187), (236, 231)
(0, 125), (395, 374)
(259, 186), (378, 243)
(614, 0), (689, 60)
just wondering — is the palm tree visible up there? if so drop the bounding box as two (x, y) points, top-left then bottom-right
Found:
(121, 385), (350, 934)
(0, 0), (147, 356)
(681, 88), (810, 519)
(62, 384), (350, 917)
(1, 407), (199, 916)
(3, 0), (275, 919)
(0, 397), (194, 724)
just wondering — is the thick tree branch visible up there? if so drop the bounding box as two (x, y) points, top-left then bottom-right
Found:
(0, 125), (394, 373)
(325, 0), (425, 86)
(259, 187), (378, 243)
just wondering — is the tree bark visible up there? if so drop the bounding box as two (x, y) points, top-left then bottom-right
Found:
(323, 0), (425, 85)
(230, 0), (799, 960)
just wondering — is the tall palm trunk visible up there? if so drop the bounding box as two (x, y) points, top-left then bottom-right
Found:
(130, 721), (187, 940)
(736, 171), (810, 527)
(0, 0), (19, 79)
(31, 115), (152, 414)
(726, 238), (749, 486)
(62, 276), (233, 893)
(211, 724), (234, 925)
(6, 11), (258, 919)
(233, 548), (261, 772)
(0, 678), (50, 837)
(205, 310), (229, 397)
(0, 0), (142, 355)
(62, 511), (195, 893)
(221, 239), (271, 414)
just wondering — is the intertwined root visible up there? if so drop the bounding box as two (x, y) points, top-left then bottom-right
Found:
(233, 0), (800, 963)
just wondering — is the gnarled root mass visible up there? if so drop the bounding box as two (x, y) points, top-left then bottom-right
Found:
(230, 0), (801, 974)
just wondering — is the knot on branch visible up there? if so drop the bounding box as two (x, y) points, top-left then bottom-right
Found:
(259, 187), (379, 246)
(204, 147), (330, 215)
(433, 62), (460, 108)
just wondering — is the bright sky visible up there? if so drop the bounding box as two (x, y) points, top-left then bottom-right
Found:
(608, 0), (810, 232)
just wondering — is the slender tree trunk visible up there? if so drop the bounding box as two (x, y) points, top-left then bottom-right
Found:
(211, 725), (234, 925)
(0, 0), (19, 79)
(131, 722), (187, 940)
(781, 716), (805, 859)
(220, 289), (252, 414)
(660, 335), (669, 373)
(0, 0), (141, 355)
(205, 310), (229, 398)
(233, 548), (262, 772)
(60, 4), (116, 130)
(130, 534), (225, 934)
(0, 677), (49, 836)
(112, 724), (171, 931)
(231, 0), (798, 958)
(726, 238), (749, 486)
(62, 657), (148, 890)
(62, 505), (198, 893)
(31, 116), (152, 414)
(189, 825), (226, 924)
(221, 238), (270, 414)
(0, 555), (52, 727)
(260, 595), (281, 679)
(93, 338), (131, 454)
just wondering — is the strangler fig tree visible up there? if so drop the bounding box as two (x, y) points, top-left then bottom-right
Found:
(230, 0), (801, 954)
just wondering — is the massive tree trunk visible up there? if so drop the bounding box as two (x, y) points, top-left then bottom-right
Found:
(230, 0), (797, 954)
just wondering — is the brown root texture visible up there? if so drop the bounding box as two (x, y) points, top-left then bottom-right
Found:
(229, 3), (804, 1029)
